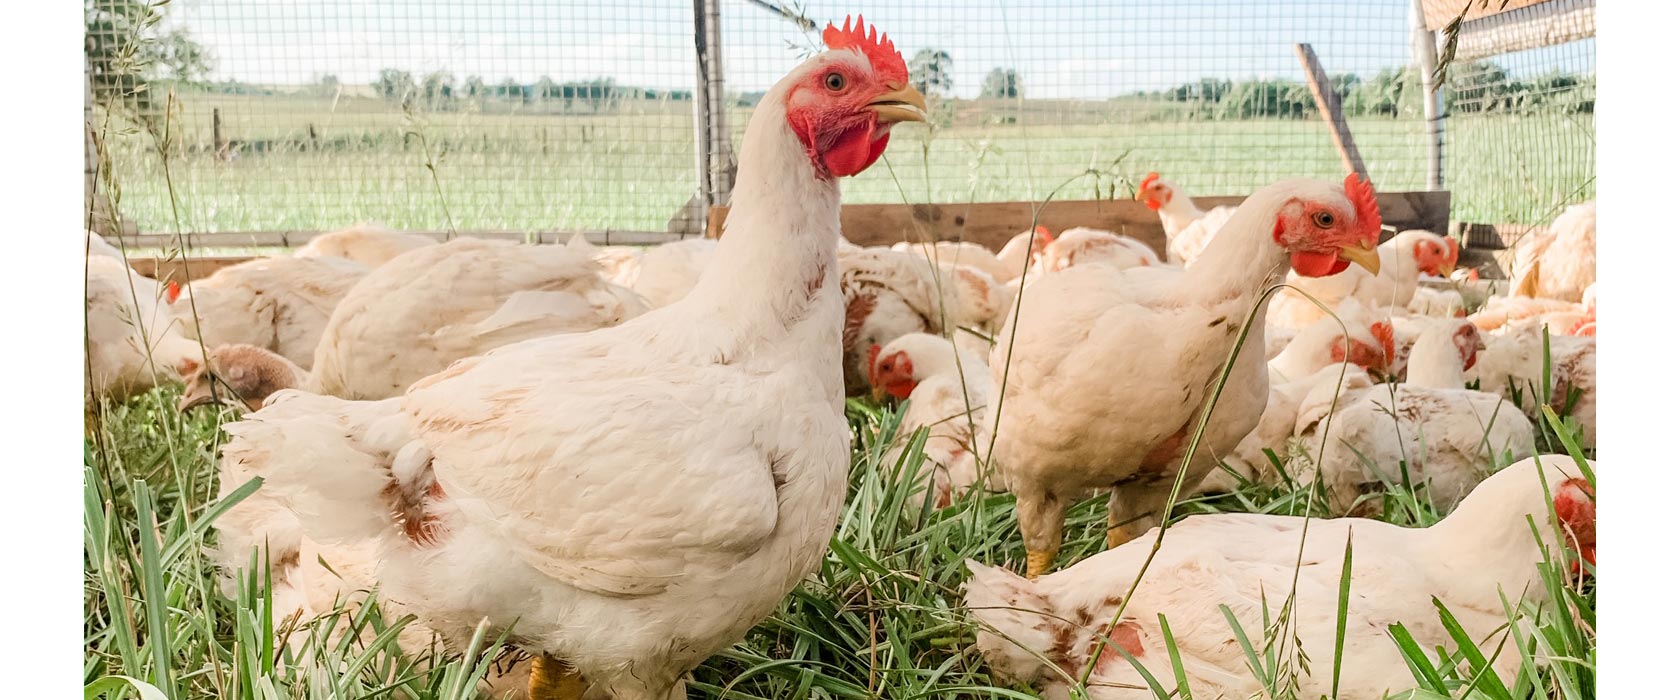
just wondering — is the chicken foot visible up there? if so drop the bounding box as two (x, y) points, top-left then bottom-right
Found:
(1016, 490), (1068, 578)
(529, 653), (587, 700)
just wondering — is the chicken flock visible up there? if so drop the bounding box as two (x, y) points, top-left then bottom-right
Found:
(84, 18), (1598, 700)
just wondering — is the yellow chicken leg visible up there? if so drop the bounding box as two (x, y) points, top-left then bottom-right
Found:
(529, 653), (587, 700)
(1025, 548), (1058, 579)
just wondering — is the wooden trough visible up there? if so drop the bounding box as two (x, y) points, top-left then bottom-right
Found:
(705, 192), (1453, 256)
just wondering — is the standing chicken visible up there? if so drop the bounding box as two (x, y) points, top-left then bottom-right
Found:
(965, 454), (1594, 699)
(215, 18), (924, 700)
(293, 223), (437, 268)
(1511, 199), (1596, 302)
(989, 175), (1382, 577)
(1135, 172), (1238, 266)
(169, 255), (368, 370)
(868, 333), (995, 508)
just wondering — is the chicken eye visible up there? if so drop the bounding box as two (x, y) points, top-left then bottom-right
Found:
(824, 72), (846, 91)
(1312, 211), (1335, 229)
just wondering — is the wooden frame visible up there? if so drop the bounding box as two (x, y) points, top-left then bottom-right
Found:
(706, 191), (1453, 254)
(1419, 0), (1552, 31)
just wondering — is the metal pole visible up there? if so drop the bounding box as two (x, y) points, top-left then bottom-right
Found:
(1412, 0), (1445, 190)
(690, 0), (713, 209)
(699, 0), (734, 205)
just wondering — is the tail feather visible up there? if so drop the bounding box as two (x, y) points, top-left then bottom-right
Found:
(963, 560), (1066, 685)
(219, 391), (409, 545)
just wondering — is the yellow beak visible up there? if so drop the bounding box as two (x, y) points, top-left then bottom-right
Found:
(869, 84), (928, 124)
(1338, 244), (1381, 275)
(870, 385), (888, 402)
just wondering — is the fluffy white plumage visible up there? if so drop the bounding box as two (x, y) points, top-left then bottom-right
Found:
(869, 333), (995, 508)
(965, 455), (1594, 699)
(1032, 227), (1163, 277)
(214, 43), (903, 699)
(84, 253), (200, 403)
(1267, 298), (1392, 384)
(171, 255), (368, 370)
(583, 237), (719, 309)
(838, 247), (1004, 393)
(1135, 173), (1236, 266)
(986, 177), (1380, 573)
(1468, 325), (1597, 447)
(1511, 200), (1596, 302)
(309, 238), (647, 399)
(293, 223), (438, 268)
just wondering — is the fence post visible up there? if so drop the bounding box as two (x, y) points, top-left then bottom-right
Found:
(1411, 0), (1445, 190)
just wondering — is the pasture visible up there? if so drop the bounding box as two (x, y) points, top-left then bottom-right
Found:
(102, 91), (1594, 234)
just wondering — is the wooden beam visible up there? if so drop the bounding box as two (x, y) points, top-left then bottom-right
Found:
(1448, 0), (1593, 62)
(707, 191), (1452, 255)
(1294, 43), (1367, 181)
(1420, 0), (1551, 31)
(125, 256), (253, 282)
(108, 229), (689, 250)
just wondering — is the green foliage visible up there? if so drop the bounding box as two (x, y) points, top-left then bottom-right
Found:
(909, 49), (955, 97)
(980, 68), (1022, 99)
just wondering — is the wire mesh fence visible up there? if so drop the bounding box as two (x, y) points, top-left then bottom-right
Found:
(86, 0), (1594, 238)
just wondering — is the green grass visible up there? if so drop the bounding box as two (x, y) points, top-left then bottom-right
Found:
(100, 91), (1593, 235)
(84, 382), (1595, 700)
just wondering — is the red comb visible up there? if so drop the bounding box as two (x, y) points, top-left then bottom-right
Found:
(1343, 173), (1381, 244)
(1370, 321), (1396, 365)
(1140, 172), (1161, 191)
(823, 16), (908, 83)
(166, 280), (182, 304)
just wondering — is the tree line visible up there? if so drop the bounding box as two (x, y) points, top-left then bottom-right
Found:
(367, 70), (692, 110)
(1149, 61), (1593, 119)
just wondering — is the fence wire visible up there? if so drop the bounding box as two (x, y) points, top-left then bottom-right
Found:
(87, 0), (1594, 236)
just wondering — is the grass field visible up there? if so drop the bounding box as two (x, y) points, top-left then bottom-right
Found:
(100, 92), (1594, 235)
(85, 378), (1596, 699)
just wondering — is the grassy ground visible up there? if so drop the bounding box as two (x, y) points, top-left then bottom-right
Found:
(101, 92), (1594, 235)
(85, 377), (1595, 699)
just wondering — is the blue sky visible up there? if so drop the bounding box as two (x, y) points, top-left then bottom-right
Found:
(176, 0), (1591, 99)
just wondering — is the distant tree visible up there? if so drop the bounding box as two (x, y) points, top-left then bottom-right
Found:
(535, 76), (559, 101)
(909, 49), (953, 96)
(421, 71), (455, 107)
(86, 0), (215, 134)
(374, 68), (417, 102)
(980, 67), (1022, 99)
(463, 75), (486, 100)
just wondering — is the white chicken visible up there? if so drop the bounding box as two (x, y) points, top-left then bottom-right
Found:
(965, 454), (1595, 699)
(1267, 298), (1393, 384)
(176, 344), (308, 412)
(169, 255), (368, 370)
(1270, 230), (1458, 330)
(993, 226), (1055, 281)
(1134, 172), (1238, 266)
(292, 223), (437, 268)
(892, 239), (1017, 285)
(1469, 325), (1597, 448)
(1032, 227), (1163, 277)
(85, 254), (200, 404)
(1407, 285), (1468, 317)
(214, 19), (925, 700)
(866, 333), (995, 508)
(838, 247), (1004, 394)
(310, 237), (647, 400)
(587, 237), (718, 309)
(1284, 325), (1535, 512)
(987, 174), (1383, 576)
(1511, 199), (1595, 302)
